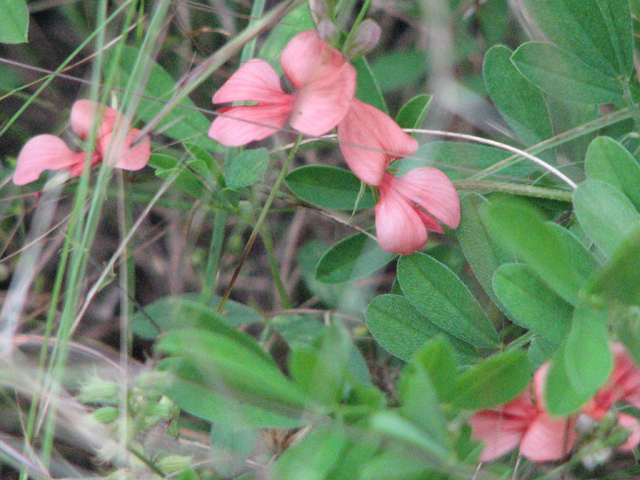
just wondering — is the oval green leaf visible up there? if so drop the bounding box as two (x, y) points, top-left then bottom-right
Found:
(316, 232), (396, 284)
(397, 253), (500, 349)
(286, 166), (376, 211)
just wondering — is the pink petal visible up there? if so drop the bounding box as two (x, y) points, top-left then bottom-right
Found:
(375, 178), (428, 255)
(280, 31), (356, 136)
(212, 59), (288, 105)
(100, 128), (151, 171)
(519, 414), (577, 462)
(338, 99), (418, 186)
(616, 413), (640, 451)
(71, 100), (123, 139)
(13, 135), (84, 185)
(391, 168), (460, 229)
(208, 103), (292, 147)
(469, 410), (527, 462)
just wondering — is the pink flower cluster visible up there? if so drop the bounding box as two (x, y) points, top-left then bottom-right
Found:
(208, 30), (460, 255)
(13, 30), (459, 255)
(469, 343), (640, 463)
(13, 100), (150, 186)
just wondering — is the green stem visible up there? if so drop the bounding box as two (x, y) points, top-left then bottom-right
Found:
(342, 0), (371, 49)
(200, 208), (228, 302)
(621, 79), (640, 129)
(260, 223), (292, 309)
(453, 180), (573, 202)
(217, 135), (303, 313)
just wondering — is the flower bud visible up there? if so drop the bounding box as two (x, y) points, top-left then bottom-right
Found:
(344, 19), (382, 60)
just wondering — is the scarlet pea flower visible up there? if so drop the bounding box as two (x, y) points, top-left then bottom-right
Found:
(337, 99), (460, 255)
(13, 100), (150, 185)
(468, 365), (577, 462)
(581, 343), (640, 451)
(208, 30), (357, 147)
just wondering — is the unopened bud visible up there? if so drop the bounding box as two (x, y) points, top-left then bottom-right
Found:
(344, 19), (382, 60)
(309, 0), (340, 43)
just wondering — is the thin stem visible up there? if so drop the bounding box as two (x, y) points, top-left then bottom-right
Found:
(342, 0), (372, 49)
(405, 129), (578, 189)
(217, 135), (303, 314)
(261, 223), (292, 309)
(200, 208), (227, 302)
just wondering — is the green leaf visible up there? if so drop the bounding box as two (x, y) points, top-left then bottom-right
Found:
(395, 94), (432, 131)
(511, 42), (624, 104)
(451, 350), (531, 409)
(285, 166), (376, 210)
(370, 411), (451, 460)
(456, 193), (515, 304)
(370, 50), (427, 92)
(158, 361), (302, 428)
(0, 0), (28, 44)
(156, 329), (309, 418)
(586, 222), (640, 306)
(289, 321), (352, 405)
(573, 179), (640, 257)
(271, 427), (347, 480)
(114, 46), (218, 151)
(399, 337), (459, 404)
(522, 0), (633, 77)
(366, 295), (475, 362)
(483, 45), (553, 146)
(353, 57), (388, 113)
(397, 358), (450, 454)
(316, 232), (397, 284)
(546, 305), (612, 415)
(225, 148), (270, 189)
(585, 136), (640, 212)
(131, 295), (262, 339)
(398, 253), (500, 349)
(482, 197), (597, 305)
(493, 263), (572, 344)
(544, 344), (591, 415)
(149, 154), (210, 197)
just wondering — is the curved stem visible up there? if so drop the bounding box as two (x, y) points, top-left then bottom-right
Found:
(217, 135), (304, 314)
(405, 129), (578, 189)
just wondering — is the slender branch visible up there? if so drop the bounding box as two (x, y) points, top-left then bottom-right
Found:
(217, 136), (303, 313)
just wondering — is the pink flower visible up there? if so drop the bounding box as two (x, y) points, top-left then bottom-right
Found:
(469, 365), (577, 462)
(337, 99), (460, 255)
(208, 30), (357, 147)
(13, 100), (150, 185)
(582, 343), (640, 451)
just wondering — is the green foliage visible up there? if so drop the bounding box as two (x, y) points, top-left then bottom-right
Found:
(483, 45), (553, 146)
(286, 166), (376, 210)
(316, 232), (397, 283)
(225, 148), (270, 189)
(395, 94), (432, 131)
(397, 253), (500, 349)
(0, 0), (28, 44)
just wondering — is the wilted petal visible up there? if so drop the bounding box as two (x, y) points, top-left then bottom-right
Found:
(375, 178), (428, 255)
(212, 59), (288, 105)
(281, 30), (356, 136)
(208, 103), (292, 147)
(338, 99), (418, 186)
(519, 413), (577, 462)
(14, 135), (83, 185)
(392, 167), (460, 229)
